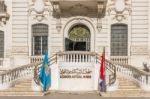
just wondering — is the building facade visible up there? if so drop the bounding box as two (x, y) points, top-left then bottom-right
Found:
(0, 0), (150, 68)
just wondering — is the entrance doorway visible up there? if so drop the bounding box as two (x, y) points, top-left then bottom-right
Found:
(65, 24), (90, 51)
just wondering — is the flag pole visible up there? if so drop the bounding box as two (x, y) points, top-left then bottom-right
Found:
(103, 47), (106, 92)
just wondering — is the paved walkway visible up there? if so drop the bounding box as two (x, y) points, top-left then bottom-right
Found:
(45, 93), (101, 99)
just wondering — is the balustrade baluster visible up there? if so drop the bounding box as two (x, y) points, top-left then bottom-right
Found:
(79, 54), (81, 62)
(146, 75), (148, 85)
(90, 55), (92, 62)
(64, 54), (66, 62)
(77, 54), (79, 62)
(66, 54), (69, 62)
(62, 54), (64, 62)
(86, 54), (87, 62)
(70, 54), (72, 62)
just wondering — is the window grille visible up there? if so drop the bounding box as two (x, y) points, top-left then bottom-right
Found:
(111, 24), (128, 56)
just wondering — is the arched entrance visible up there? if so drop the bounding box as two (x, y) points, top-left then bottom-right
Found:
(65, 24), (90, 51)
(63, 17), (95, 52)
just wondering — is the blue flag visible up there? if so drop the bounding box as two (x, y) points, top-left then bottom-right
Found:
(39, 51), (51, 91)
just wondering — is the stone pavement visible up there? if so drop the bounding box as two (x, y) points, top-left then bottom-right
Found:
(45, 92), (101, 99)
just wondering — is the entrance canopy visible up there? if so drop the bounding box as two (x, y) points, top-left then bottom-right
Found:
(50, 0), (107, 17)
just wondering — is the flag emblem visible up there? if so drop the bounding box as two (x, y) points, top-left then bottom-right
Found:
(39, 51), (51, 92)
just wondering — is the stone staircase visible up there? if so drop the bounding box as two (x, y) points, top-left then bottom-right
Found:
(0, 79), (43, 96)
(101, 77), (150, 97)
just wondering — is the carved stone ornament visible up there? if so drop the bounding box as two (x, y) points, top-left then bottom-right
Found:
(107, 0), (131, 22)
(53, 2), (62, 32)
(97, 2), (104, 31)
(0, 0), (9, 26)
(29, 0), (51, 22)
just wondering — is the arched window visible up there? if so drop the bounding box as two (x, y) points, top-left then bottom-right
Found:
(111, 24), (128, 56)
(0, 31), (4, 58)
(32, 24), (48, 55)
(65, 24), (90, 51)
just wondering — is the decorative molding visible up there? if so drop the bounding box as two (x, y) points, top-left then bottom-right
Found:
(97, 2), (106, 31)
(53, 2), (62, 32)
(107, 0), (131, 22)
(28, 0), (51, 22)
(0, 0), (9, 26)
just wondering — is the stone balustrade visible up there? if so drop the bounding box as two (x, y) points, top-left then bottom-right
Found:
(0, 62), (41, 90)
(30, 56), (43, 63)
(0, 51), (134, 92)
(112, 62), (150, 91)
(110, 56), (128, 64)
(57, 51), (97, 63)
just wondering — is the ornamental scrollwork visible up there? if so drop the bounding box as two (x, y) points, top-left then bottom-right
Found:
(0, 0), (9, 26)
(28, 0), (51, 22)
(107, 0), (131, 22)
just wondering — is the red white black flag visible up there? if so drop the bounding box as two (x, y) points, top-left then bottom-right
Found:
(99, 48), (106, 92)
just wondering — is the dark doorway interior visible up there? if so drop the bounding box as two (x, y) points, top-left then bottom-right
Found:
(65, 38), (86, 51)
(74, 42), (86, 51)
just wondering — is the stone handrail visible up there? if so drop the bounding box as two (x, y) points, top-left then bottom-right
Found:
(112, 61), (150, 91)
(0, 52), (58, 90)
(0, 62), (41, 90)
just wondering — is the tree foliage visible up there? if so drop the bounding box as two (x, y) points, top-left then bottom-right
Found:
(69, 25), (90, 39)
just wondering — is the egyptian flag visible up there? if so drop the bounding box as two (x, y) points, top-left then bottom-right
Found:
(99, 49), (106, 92)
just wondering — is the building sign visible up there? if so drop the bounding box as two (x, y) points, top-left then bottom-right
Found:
(60, 68), (92, 79)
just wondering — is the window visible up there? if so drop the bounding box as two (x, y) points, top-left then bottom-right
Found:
(111, 24), (128, 56)
(32, 24), (48, 56)
(0, 31), (4, 58)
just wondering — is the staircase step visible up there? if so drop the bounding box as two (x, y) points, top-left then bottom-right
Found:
(117, 88), (141, 91)
(119, 83), (136, 86)
(102, 76), (146, 97)
(0, 79), (43, 96)
(119, 85), (139, 88)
